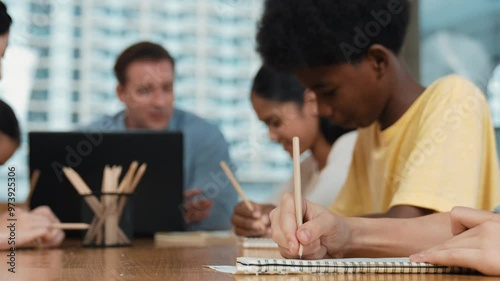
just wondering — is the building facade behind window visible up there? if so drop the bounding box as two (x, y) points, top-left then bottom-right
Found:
(0, 0), (291, 201)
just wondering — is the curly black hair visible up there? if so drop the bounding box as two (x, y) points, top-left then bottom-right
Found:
(256, 0), (411, 72)
(0, 1), (12, 35)
(252, 65), (353, 144)
(0, 99), (20, 144)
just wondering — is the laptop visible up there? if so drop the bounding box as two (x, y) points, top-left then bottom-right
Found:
(29, 131), (185, 237)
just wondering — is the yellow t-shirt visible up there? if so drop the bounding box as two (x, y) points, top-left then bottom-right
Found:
(331, 75), (500, 216)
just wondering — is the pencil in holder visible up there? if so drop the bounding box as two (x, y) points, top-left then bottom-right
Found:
(82, 192), (134, 247)
(62, 162), (147, 247)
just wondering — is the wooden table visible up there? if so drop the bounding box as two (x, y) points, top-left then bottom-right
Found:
(0, 240), (498, 281)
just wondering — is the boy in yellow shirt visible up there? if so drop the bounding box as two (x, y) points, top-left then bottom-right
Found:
(256, 0), (499, 218)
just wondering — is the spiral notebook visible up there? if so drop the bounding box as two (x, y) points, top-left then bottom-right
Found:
(207, 257), (474, 275)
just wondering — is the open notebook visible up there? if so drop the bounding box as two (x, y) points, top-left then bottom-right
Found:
(207, 257), (474, 275)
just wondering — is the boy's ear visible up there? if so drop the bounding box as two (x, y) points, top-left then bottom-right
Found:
(366, 44), (390, 78)
(116, 84), (126, 102)
(303, 89), (318, 115)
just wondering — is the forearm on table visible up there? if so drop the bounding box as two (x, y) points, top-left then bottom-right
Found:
(344, 212), (452, 257)
(363, 205), (435, 218)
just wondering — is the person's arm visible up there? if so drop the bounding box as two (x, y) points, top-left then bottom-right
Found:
(363, 205), (434, 218)
(345, 211), (451, 257)
(270, 193), (453, 259)
(185, 130), (238, 231)
(410, 207), (500, 276)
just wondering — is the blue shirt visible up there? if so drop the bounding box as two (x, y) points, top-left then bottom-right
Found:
(82, 108), (238, 230)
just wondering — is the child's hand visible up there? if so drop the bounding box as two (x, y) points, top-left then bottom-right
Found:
(232, 202), (273, 237)
(270, 193), (351, 259)
(410, 207), (500, 276)
(183, 188), (213, 223)
(0, 206), (65, 250)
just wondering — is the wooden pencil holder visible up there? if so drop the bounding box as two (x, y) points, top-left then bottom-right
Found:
(82, 193), (133, 247)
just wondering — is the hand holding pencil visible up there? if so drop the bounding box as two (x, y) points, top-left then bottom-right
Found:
(232, 201), (274, 237)
(220, 161), (270, 237)
(0, 206), (65, 250)
(268, 136), (354, 260)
